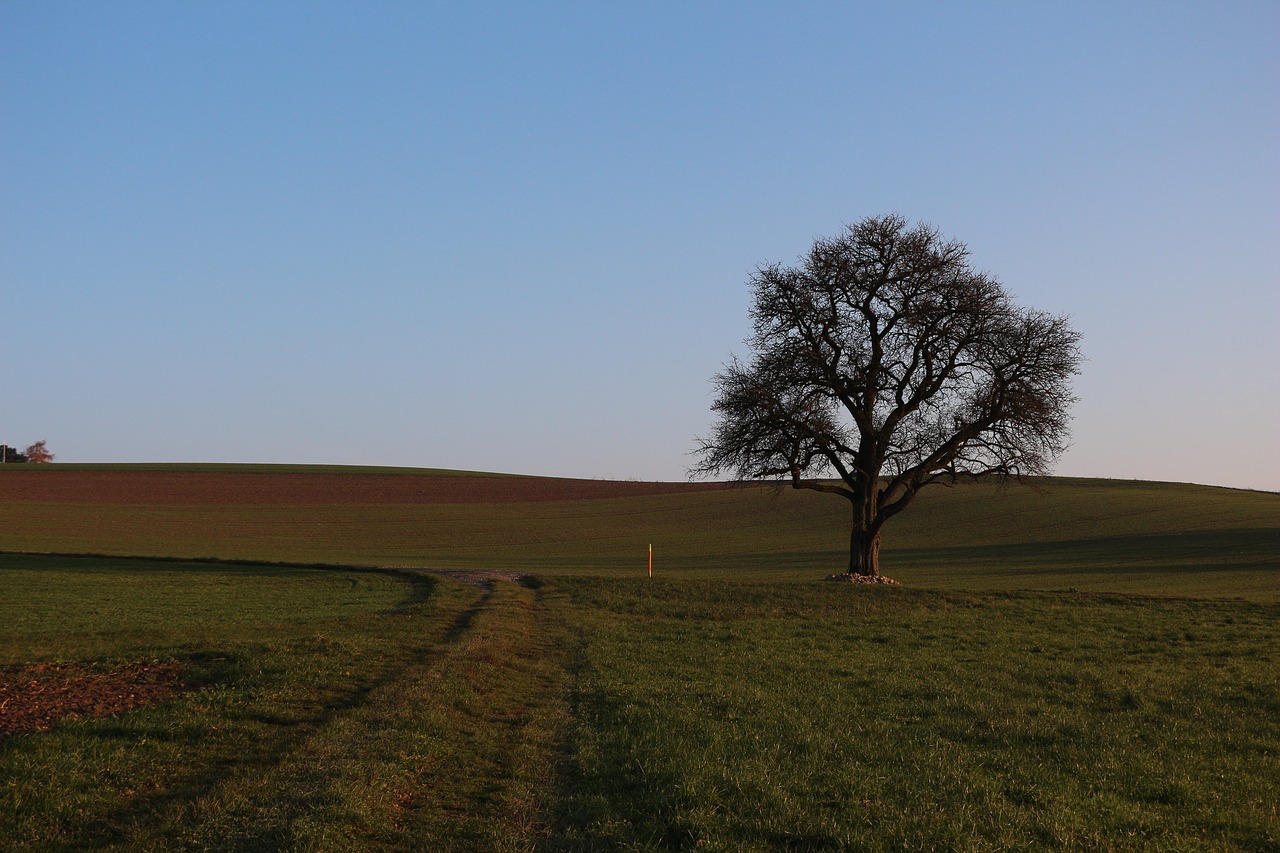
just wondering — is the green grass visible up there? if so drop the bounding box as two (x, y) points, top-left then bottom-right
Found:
(552, 578), (1280, 850)
(0, 556), (408, 660)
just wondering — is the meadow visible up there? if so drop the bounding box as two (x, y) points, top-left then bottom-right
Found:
(1, 465), (1277, 849)
(0, 554), (571, 850)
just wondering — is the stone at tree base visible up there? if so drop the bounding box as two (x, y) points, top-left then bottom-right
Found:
(825, 573), (900, 584)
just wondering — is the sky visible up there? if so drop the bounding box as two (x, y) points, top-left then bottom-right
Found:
(2, 2), (1277, 491)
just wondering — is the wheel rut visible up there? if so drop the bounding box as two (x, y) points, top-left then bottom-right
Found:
(84, 571), (506, 850)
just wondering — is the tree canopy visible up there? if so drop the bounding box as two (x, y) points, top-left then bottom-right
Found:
(694, 214), (1082, 578)
(25, 440), (54, 463)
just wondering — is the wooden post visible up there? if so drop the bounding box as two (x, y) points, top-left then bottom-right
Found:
(648, 543), (653, 578)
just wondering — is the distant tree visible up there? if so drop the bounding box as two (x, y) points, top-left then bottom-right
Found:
(694, 215), (1082, 579)
(0, 445), (28, 463)
(24, 440), (54, 463)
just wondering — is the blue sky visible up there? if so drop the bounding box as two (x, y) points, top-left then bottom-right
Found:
(3, 2), (1277, 490)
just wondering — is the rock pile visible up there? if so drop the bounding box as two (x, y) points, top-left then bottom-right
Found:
(825, 573), (900, 585)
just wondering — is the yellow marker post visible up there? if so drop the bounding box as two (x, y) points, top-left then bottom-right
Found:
(648, 543), (653, 578)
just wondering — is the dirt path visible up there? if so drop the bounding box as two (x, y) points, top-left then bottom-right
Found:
(397, 567), (532, 587)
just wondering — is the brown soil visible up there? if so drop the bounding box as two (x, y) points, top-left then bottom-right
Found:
(0, 662), (188, 738)
(0, 471), (735, 505)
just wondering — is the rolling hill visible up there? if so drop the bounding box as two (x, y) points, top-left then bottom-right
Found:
(1, 464), (1276, 598)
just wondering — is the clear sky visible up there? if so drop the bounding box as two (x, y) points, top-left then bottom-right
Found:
(3, 2), (1277, 491)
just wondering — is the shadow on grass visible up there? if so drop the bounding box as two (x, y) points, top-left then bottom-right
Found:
(0, 551), (375, 577)
(0, 551), (438, 613)
(893, 528), (1280, 575)
(547, 682), (702, 851)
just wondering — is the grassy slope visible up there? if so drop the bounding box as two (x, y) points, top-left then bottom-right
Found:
(1, 465), (1275, 599)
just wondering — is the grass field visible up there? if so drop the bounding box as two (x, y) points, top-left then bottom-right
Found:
(555, 578), (1280, 850)
(0, 554), (572, 850)
(1, 465), (1277, 848)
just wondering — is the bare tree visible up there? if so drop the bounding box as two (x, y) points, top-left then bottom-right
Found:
(694, 215), (1081, 579)
(24, 440), (54, 463)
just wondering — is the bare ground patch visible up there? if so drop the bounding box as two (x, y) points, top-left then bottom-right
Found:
(0, 662), (188, 738)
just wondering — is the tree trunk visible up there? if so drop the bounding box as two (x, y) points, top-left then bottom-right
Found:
(848, 526), (881, 577)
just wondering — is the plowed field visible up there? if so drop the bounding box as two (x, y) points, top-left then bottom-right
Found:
(0, 469), (732, 505)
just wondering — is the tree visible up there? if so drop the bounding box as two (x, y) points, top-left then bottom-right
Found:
(694, 215), (1081, 579)
(24, 440), (54, 463)
(0, 445), (27, 463)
